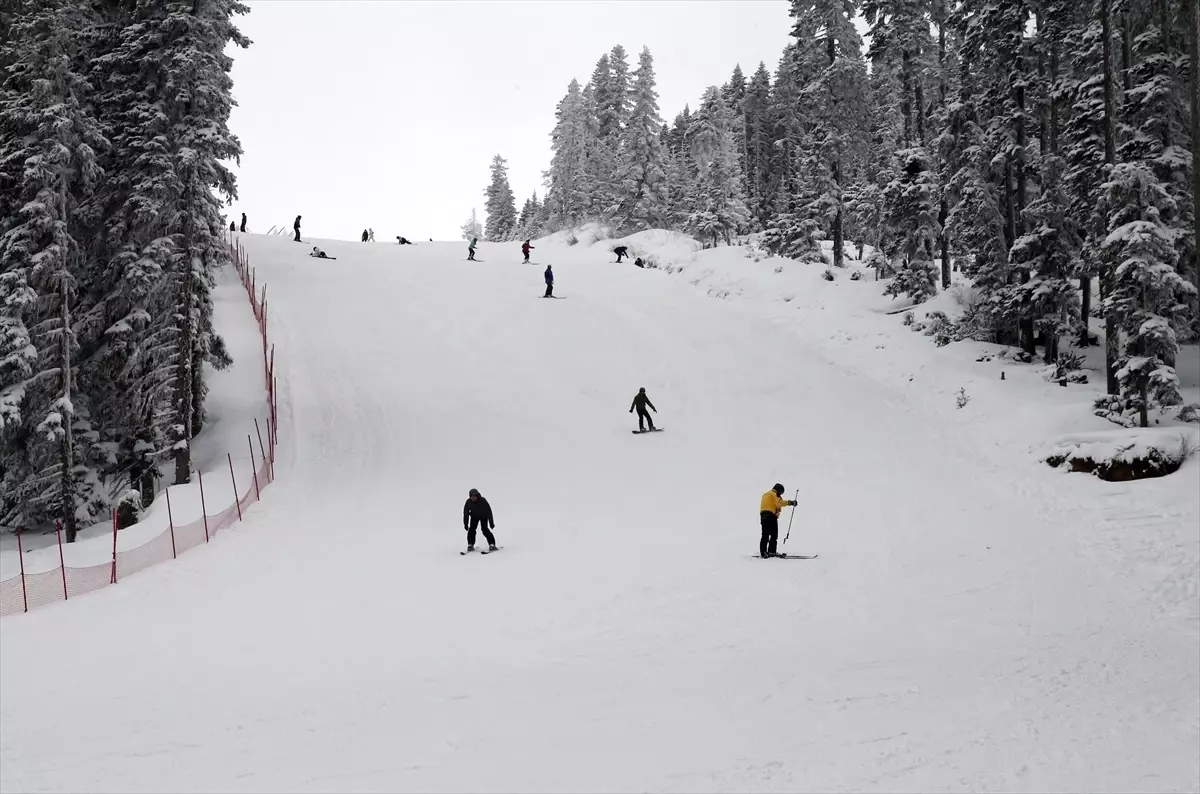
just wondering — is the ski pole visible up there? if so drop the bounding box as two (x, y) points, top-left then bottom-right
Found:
(782, 489), (798, 546)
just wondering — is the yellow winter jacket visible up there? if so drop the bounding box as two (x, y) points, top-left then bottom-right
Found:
(760, 489), (794, 516)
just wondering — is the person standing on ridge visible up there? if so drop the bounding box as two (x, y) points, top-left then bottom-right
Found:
(522, 239), (534, 263)
(629, 387), (657, 431)
(240, 213), (247, 232)
(368, 228), (375, 242)
(361, 229), (369, 242)
(463, 488), (498, 552)
(293, 215), (302, 242)
(544, 264), (554, 297)
(467, 237), (478, 261)
(230, 221), (236, 231)
(759, 484), (797, 558)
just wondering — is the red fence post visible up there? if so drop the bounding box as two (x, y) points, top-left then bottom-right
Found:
(254, 418), (270, 483)
(248, 435), (261, 499)
(55, 520), (67, 600)
(16, 527), (28, 613)
(165, 486), (177, 559)
(110, 509), (118, 584)
(197, 469), (210, 542)
(228, 453), (243, 521)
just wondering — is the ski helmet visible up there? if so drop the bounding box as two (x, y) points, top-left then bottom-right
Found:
(773, 483), (785, 495)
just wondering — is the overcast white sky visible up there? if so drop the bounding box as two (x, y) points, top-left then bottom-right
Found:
(226, 0), (794, 242)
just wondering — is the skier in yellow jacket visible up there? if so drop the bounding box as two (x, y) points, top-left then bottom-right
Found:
(759, 483), (797, 558)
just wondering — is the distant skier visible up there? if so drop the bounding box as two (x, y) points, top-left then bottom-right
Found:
(629, 387), (657, 431)
(396, 236), (414, 245)
(361, 229), (369, 242)
(293, 215), (302, 242)
(368, 228), (376, 242)
(462, 488), (498, 552)
(240, 213), (247, 233)
(613, 245), (629, 263)
(544, 264), (554, 297)
(522, 239), (534, 263)
(759, 484), (798, 559)
(468, 237), (480, 261)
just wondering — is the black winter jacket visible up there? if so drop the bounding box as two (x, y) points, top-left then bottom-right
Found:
(464, 496), (494, 528)
(630, 392), (656, 413)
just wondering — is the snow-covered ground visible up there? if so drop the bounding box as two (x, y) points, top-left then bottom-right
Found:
(1, 230), (1196, 792)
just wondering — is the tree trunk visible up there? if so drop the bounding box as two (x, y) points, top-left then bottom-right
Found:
(1190, 0), (1200, 300)
(58, 285), (78, 544)
(1101, 0), (1121, 394)
(1016, 54), (1035, 356)
(828, 33), (843, 270)
(938, 8), (951, 289)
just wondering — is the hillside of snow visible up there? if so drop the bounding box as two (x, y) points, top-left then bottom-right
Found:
(1, 229), (1196, 793)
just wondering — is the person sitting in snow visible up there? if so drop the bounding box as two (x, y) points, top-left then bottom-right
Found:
(634, 257), (645, 268)
(396, 236), (413, 245)
(613, 245), (629, 263)
(522, 239), (534, 263)
(310, 246), (332, 259)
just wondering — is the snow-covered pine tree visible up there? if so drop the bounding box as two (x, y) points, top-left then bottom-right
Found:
(686, 87), (749, 246)
(790, 0), (869, 269)
(1102, 162), (1197, 425)
(484, 154), (517, 241)
(461, 208), (482, 240)
(0, 0), (108, 538)
(743, 63), (775, 228)
(543, 79), (594, 229)
(617, 47), (669, 228)
(882, 148), (941, 302)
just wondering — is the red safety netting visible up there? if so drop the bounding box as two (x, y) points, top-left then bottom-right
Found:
(1, 235), (279, 617)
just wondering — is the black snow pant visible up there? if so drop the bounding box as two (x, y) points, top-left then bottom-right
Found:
(544, 283), (553, 297)
(760, 511), (779, 557)
(636, 408), (655, 431)
(615, 251), (627, 263)
(293, 227), (301, 242)
(468, 248), (476, 260)
(467, 519), (496, 548)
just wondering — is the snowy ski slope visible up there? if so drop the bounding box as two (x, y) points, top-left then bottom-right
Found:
(1, 233), (1197, 793)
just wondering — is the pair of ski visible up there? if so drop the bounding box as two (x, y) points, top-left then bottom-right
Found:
(460, 546), (503, 556)
(757, 553), (818, 559)
(632, 427), (664, 434)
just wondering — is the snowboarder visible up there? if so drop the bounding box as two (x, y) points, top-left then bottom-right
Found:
(629, 387), (657, 431)
(613, 245), (629, 263)
(759, 484), (798, 558)
(522, 239), (534, 263)
(310, 246), (333, 259)
(368, 228), (376, 242)
(544, 264), (554, 297)
(463, 488), (498, 552)
(361, 229), (369, 242)
(467, 237), (478, 261)
(293, 215), (302, 242)
(396, 236), (413, 245)
(240, 213), (247, 233)
(634, 257), (645, 268)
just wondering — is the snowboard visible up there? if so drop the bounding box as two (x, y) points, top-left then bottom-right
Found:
(632, 427), (664, 434)
(481, 546), (503, 555)
(309, 255), (337, 261)
(540, 295), (566, 299)
(753, 553), (818, 559)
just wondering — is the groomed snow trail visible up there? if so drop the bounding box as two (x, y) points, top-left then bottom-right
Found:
(2, 236), (1196, 793)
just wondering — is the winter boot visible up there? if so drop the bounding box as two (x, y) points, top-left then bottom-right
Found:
(467, 545), (475, 552)
(488, 544), (498, 552)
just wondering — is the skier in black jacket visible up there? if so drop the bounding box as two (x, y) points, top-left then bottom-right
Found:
(293, 215), (302, 242)
(630, 387), (657, 431)
(462, 488), (497, 551)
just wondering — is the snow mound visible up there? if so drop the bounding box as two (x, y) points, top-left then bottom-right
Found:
(1044, 427), (1200, 481)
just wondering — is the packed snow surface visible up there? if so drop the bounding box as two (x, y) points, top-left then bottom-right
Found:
(2, 232), (1197, 793)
